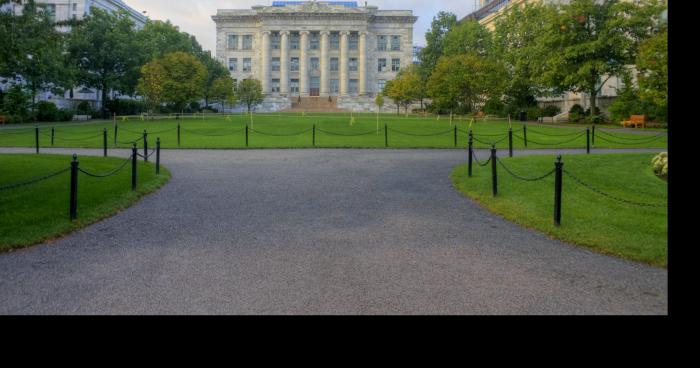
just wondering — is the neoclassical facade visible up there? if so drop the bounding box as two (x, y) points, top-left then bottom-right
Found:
(212, 1), (416, 111)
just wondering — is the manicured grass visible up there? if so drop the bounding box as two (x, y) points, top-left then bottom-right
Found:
(0, 153), (170, 251)
(451, 153), (667, 267)
(0, 113), (668, 150)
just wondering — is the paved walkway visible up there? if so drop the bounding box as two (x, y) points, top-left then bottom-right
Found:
(0, 148), (667, 314)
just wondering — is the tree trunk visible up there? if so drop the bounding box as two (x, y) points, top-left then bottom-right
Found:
(101, 82), (109, 119)
(589, 89), (597, 121)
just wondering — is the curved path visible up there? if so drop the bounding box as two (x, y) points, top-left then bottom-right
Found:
(0, 148), (667, 314)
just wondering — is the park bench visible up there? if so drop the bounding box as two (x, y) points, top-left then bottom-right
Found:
(0, 115), (5, 126)
(621, 114), (646, 128)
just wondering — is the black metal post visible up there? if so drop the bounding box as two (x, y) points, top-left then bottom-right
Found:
(454, 125), (457, 147)
(103, 128), (108, 157)
(491, 145), (498, 197)
(131, 144), (137, 191)
(177, 123), (181, 147)
(508, 128), (513, 157)
(245, 125), (249, 147)
(143, 129), (148, 162)
(156, 138), (161, 175)
(69, 154), (78, 220)
(114, 123), (118, 146)
(468, 130), (473, 177)
(591, 125), (595, 146)
(51, 127), (55, 146)
(312, 124), (316, 147)
(523, 125), (527, 148)
(35, 125), (39, 154)
(385, 123), (388, 147)
(586, 128), (590, 154)
(554, 155), (563, 226)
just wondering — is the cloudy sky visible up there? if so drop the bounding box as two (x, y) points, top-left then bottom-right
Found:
(124, 0), (479, 52)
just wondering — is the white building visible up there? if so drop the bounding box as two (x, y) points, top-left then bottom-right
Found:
(212, 1), (417, 112)
(1, 0), (148, 111)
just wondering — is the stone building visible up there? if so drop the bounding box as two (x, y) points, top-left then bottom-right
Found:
(212, 1), (417, 112)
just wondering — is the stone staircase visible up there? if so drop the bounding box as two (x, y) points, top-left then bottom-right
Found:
(283, 96), (348, 112)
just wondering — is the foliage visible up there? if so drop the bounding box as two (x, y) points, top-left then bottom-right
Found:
(375, 94), (384, 109)
(1, 85), (31, 118)
(104, 98), (146, 116)
(202, 53), (231, 108)
(66, 8), (140, 117)
(141, 52), (207, 113)
(569, 104), (585, 122)
(636, 28), (667, 124)
(237, 79), (264, 112)
(483, 97), (505, 117)
(651, 152), (667, 180)
(137, 60), (167, 114)
(36, 101), (58, 121)
(383, 65), (422, 115)
(417, 11), (457, 80)
(209, 76), (236, 109)
(541, 105), (561, 117)
(526, 106), (542, 121)
(427, 53), (506, 114)
(442, 20), (492, 57)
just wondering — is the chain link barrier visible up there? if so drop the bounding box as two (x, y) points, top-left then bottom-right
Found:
(512, 131), (585, 146)
(0, 167), (70, 191)
(387, 127), (454, 137)
(594, 132), (666, 145)
(496, 157), (556, 181)
(596, 129), (667, 141)
(182, 127), (246, 137)
(472, 134), (509, 146)
(563, 169), (666, 208)
(78, 155), (132, 178)
(470, 148), (492, 167)
(250, 127), (313, 136)
(525, 127), (586, 137)
(315, 127), (377, 136)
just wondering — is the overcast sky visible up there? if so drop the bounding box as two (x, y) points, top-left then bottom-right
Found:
(124, 1), (479, 52)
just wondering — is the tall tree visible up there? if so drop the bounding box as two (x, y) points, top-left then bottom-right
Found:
(237, 79), (264, 112)
(442, 19), (492, 57)
(209, 75), (236, 111)
(538, 0), (666, 119)
(136, 60), (166, 114)
(66, 8), (140, 117)
(636, 28), (667, 123)
(417, 11), (457, 80)
(201, 52), (230, 108)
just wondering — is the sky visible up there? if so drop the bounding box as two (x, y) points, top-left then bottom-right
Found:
(124, 0), (480, 52)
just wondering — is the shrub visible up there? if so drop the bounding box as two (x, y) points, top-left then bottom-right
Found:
(541, 105), (561, 117)
(568, 104), (585, 122)
(36, 101), (59, 121)
(484, 97), (505, 117)
(56, 109), (74, 122)
(651, 152), (667, 180)
(105, 99), (145, 116)
(2, 85), (31, 118)
(526, 106), (542, 121)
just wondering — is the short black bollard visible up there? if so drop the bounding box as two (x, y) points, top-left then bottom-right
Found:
(69, 154), (78, 220)
(385, 123), (388, 147)
(143, 129), (148, 162)
(508, 128), (513, 157)
(554, 155), (563, 226)
(51, 127), (55, 146)
(35, 125), (39, 154)
(491, 145), (498, 197)
(131, 144), (137, 191)
(468, 130), (473, 177)
(103, 128), (108, 157)
(156, 137), (161, 175)
(245, 125), (249, 147)
(591, 125), (595, 146)
(454, 125), (457, 147)
(114, 123), (118, 146)
(177, 123), (181, 147)
(586, 128), (590, 154)
(523, 125), (528, 148)
(312, 124), (316, 147)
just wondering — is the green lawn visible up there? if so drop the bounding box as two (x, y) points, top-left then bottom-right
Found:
(451, 153), (667, 267)
(0, 113), (668, 150)
(0, 153), (170, 251)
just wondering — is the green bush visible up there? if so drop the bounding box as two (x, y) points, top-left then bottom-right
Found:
(569, 104), (584, 122)
(105, 99), (145, 116)
(2, 85), (31, 119)
(526, 106), (542, 121)
(541, 105), (561, 117)
(36, 101), (59, 121)
(651, 152), (667, 180)
(484, 97), (505, 117)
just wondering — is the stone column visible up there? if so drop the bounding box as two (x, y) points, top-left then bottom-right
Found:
(261, 31), (271, 94)
(320, 30), (330, 97)
(339, 31), (349, 96)
(359, 31), (368, 96)
(280, 31), (289, 96)
(299, 31), (309, 97)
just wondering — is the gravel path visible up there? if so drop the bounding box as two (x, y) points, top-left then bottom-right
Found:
(0, 148), (667, 315)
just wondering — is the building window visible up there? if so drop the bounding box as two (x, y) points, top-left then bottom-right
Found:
(330, 79), (339, 94)
(377, 79), (386, 93)
(242, 35), (253, 50)
(271, 79), (280, 93)
(227, 34), (238, 50)
(330, 32), (340, 50)
(271, 32), (280, 49)
(378, 58), (387, 72)
(391, 58), (401, 72)
(45, 4), (56, 21)
(73, 3), (77, 11)
(330, 58), (339, 72)
(290, 57), (299, 71)
(348, 58), (358, 72)
(228, 58), (237, 72)
(310, 32), (320, 50)
(349, 32), (358, 50)
(290, 32), (300, 50)
(349, 79), (358, 94)
(311, 57), (320, 71)
(272, 58), (280, 72)
(391, 35), (401, 51)
(243, 58), (252, 72)
(377, 35), (387, 51)
(290, 79), (300, 94)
